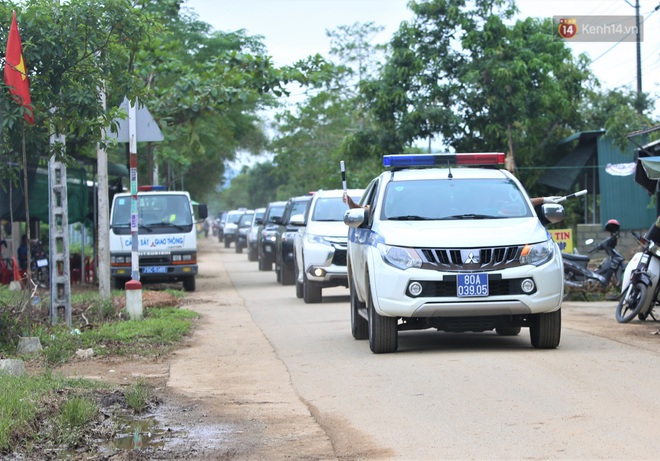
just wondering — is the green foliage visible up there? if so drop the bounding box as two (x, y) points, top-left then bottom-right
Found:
(0, 0), (151, 169)
(0, 373), (104, 453)
(581, 87), (657, 152)
(57, 396), (98, 435)
(125, 379), (150, 413)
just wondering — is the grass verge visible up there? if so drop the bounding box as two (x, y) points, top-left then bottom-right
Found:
(0, 285), (198, 457)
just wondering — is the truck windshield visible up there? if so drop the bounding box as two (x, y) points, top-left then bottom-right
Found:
(112, 194), (193, 227)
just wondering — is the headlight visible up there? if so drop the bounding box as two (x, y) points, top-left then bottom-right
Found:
(519, 239), (555, 266)
(307, 233), (330, 245)
(377, 243), (422, 270)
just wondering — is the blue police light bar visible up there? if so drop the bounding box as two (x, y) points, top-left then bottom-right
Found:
(383, 153), (505, 168)
(138, 185), (168, 191)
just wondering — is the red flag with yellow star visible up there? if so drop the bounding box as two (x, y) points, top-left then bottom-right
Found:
(4, 10), (34, 124)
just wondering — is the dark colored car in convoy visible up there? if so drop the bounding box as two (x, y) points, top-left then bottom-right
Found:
(247, 208), (266, 262)
(235, 210), (255, 254)
(275, 195), (312, 285)
(258, 201), (287, 271)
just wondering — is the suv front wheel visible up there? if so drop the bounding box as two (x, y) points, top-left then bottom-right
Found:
(367, 282), (398, 353)
(303, 269), (322, 304)
(530, 309), (561, 349)
(350, 279), (368, 340)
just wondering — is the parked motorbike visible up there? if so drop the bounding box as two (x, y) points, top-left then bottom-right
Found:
(562, 219), (626, 300)
(30, 240), (49, 288)
(616, 228), (660, 323)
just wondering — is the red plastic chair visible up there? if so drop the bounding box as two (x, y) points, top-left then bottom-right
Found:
(84, 256), (95, 283)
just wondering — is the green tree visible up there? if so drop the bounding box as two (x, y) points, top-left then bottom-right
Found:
(1, 0), (150, 170)
(352, 0), (595, 190)
(581, 87), (657, 152)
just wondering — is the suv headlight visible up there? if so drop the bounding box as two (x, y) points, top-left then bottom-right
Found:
(519, 239), (555, 266)
(307, 233), (331, 246)
(377, 243), (422, 270)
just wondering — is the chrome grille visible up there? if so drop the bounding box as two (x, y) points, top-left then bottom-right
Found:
(420, 245), (524, 270)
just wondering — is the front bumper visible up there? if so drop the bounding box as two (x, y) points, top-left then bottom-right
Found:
(304, 242), (348, 285)
(111, 264), (197, 282)
(366, 250), (563, 318)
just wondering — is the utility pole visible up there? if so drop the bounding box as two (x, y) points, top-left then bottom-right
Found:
(635, 0), (642, 113)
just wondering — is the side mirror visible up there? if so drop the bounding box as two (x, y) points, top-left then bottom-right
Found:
(344, 208), (368, 228)
(255, 217), (264, 225)
(196, 204), (208, 220)
(271, 216), (283, 225)
(584, 238), (595, 245)
(540, 203), (564, 224)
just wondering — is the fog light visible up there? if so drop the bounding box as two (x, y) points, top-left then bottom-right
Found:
(521, 278), (535, 293)
(408, 281), (423, 297)
(313, 268), (326, 277)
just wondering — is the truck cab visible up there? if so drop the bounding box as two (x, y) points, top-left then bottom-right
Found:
(109, 186), (207, 292)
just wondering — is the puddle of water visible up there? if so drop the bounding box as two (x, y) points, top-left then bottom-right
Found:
(109, 417), (169, 450)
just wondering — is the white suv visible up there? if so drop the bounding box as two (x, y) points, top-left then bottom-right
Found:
(344, 153), (565, 353)
(292, 188), (364, 303)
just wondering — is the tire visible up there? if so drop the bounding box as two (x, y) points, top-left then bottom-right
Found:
(247, 247), (257, 262)
(530, 309), (561, 349)
(183, 276), (196, 292)
(281, 264), (295, 286)
(367, 285), (398, 353)
(113, 277), (128, 290)
(235, 244), (242, 254)
(303, 271), (322, 304)
(495, 326), (521, 336)
(258, 256), (272, 271)
(224, 239), (230, 248)
(295, 259), (303, 298)
(276, 264), (281, 283)
(616, 283), (647, 323)
(350, 281), (368, 340)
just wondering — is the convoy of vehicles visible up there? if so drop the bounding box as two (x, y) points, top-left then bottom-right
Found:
(109, 185), (208, 292)
(212, 152), (651, 355)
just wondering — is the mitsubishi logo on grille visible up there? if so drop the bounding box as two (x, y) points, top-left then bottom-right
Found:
(462, 250), (480, 265)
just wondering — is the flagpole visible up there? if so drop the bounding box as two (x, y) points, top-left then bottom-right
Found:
(21, 121), (32, 335)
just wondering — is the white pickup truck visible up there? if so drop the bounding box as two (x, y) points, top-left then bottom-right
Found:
(344, 153), (565, 353)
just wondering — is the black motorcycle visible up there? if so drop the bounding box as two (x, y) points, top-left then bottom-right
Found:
(29, 240), (49, 288)
(562, 219), (626, 300)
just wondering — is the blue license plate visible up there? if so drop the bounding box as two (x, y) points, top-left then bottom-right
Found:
(457, 273), (489, 297)
(142, 266), (168, 274)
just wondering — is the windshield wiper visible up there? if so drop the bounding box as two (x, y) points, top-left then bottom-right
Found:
(159, 222), (188, 231)
(138, 225), (153, 233)
(441, 214), (502, 220)
(388, 215), (428, 221)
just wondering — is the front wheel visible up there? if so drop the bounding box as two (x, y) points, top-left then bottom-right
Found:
(616, 282), (647, 323)
(530, 309), (561, 349)
(350, 281), (368, 340)
(367, 286), (398, 353)
(281, 264), (295, 286)
(303, 271), (322, 304)
(183, 276), (196, 292)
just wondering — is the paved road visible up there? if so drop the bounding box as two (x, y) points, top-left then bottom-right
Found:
(189, 238), (660, 459)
